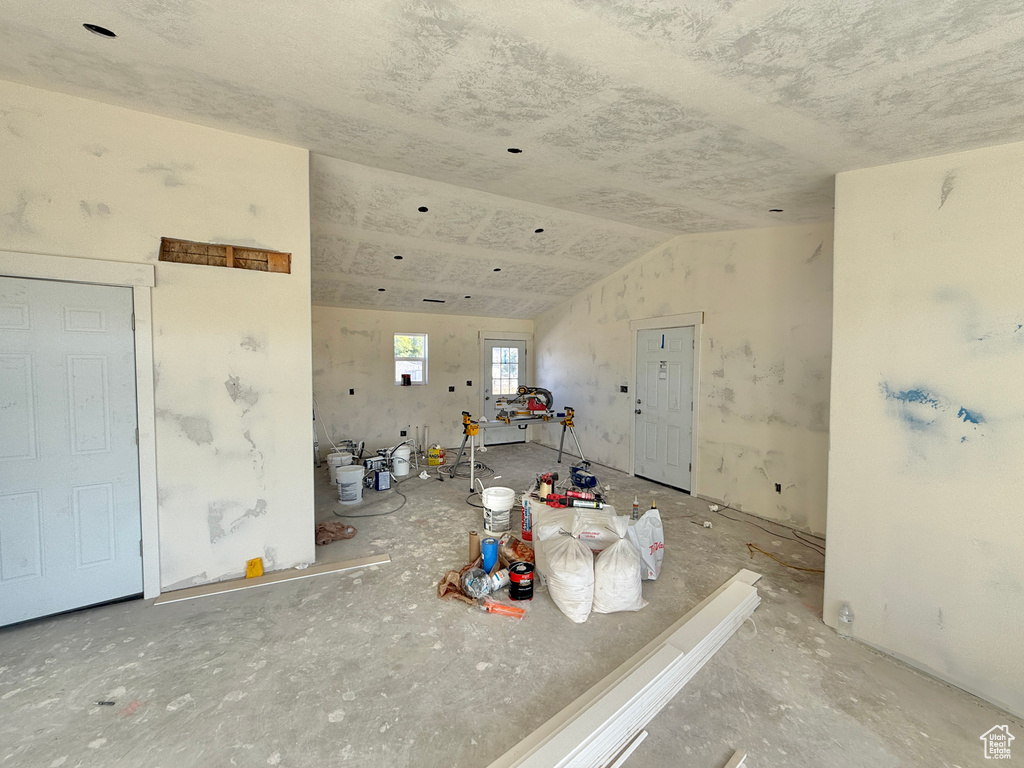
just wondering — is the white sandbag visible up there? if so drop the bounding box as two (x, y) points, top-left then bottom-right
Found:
(593, 517), (647, 614)
(573, 506), (618, 553)
(626, 508), (665, 580)
(545, 520), (595, 623)
(533, 506), (574, 577)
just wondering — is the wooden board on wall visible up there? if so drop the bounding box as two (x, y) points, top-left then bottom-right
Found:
(159, 237), (291, 274)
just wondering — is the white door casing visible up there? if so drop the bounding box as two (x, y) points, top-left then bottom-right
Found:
(0, 276), (143, 625)
(633, 325), (697, 492)
(480, 334), (530, 446)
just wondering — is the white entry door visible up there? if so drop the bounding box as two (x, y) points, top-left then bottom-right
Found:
(481, 338), (529, 446)
(0, 276), (143, 626)
(634, 327), (694, 491)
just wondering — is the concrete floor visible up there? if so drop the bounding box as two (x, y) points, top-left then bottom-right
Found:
(1, 443), (1019, 767)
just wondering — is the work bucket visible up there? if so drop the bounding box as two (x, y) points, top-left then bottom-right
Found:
(337, 465), (364, 505)
(481, 486), (515, 534)
(393, 445), (411, 478)
(327, 452), (352, 484)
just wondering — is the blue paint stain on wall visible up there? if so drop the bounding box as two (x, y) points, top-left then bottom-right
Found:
(957, 407), (985, 424)
(880, 382), (986, 442)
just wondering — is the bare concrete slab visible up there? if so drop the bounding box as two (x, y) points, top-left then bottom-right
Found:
(0, 444), (1018, 767)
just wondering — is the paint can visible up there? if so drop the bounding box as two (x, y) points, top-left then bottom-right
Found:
(521, 496), (533, 542)
(482, 486), (515, 534)
(508, 562), (534, 601)
(393, 445), (411, 477)
(488, 568), (510, 592)
(481, 537), (498, 572)
(337, 465), (364, 505)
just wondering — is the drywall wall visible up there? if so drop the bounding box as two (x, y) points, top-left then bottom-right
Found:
(312, 306), (532, 453)
(0, 80), (314, 589)
(534, 224), (833, 534)
(825, 143), (1024, 716)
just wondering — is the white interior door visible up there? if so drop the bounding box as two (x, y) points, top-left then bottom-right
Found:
(634, 327), (694, 491)
(0, 276), (143, 626)
(481, 338), (528, 446)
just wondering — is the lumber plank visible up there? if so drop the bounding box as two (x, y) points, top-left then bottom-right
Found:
(487, 571), (762, 768)
(488, 570), (761, 768)
(723, 749), (747, 768)
(153, 554), (390, 605)
(607, 730), (647, 768)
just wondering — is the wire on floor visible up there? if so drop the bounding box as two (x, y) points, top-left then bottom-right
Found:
(709, 504), (826, 556)
(746, 543), (825, 573)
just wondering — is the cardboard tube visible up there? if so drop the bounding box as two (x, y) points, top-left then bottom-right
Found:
(468, 530), (481, 564)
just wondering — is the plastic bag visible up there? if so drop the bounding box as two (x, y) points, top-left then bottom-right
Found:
(626, 508), (664, 580)
(545, 520), (595, 623)
(593, 517), (647, 614)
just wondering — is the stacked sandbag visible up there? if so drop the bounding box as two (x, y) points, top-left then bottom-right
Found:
(593, 516), (647, 614)
(544, 519), (595, 623)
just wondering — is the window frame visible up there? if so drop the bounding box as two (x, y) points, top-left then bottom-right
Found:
(394, 332), (428, 386)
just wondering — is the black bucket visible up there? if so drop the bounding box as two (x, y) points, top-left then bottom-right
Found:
(508, 561), (534, 601)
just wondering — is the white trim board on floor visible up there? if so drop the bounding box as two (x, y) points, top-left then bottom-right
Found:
(152, 554), (390, 605)
(487, 569), (762, 768)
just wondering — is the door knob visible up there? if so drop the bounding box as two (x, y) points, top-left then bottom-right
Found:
(635, 409), (642, 415)
(485, 396), (490, 400)
(636, 399), (641, 405)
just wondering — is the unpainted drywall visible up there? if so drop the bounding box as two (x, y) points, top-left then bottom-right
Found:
(534, 224), (833, 534)
(0, 80), (314, 589)
(826, 142), (1024, 717)
(312, 306), (532, 453)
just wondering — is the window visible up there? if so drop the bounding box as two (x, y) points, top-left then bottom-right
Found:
(492, 345), (520, 395)
(395, 333), (427, 385)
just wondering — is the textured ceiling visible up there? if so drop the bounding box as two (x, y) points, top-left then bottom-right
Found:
(3, 0), (1024, 316)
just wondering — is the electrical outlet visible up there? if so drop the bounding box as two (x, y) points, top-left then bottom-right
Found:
(775, 483), (782, 494)
(349, 388), (354, 395)
(449, 386), (455, 392)
(400, 430), (407, 437)
(466, 380), (472, 386)
(620, 385), (628, 393)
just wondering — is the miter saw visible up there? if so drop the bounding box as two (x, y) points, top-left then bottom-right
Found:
(494, 386), (554, 424)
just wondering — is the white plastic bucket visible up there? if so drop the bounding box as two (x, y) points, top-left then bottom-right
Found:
(327, 453), (345, 484)
(482, 486), (515, 534)
(393, 445), (411, 478)
(337, 465), (364, 505)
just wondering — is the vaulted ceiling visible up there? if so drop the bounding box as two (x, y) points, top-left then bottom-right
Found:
(4, 1), (1024, 317)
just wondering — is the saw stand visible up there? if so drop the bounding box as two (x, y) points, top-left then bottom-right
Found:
(556, 406), (586, 464)
(451, 411), (483, 491)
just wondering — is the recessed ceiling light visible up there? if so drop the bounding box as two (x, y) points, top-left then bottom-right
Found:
(83, 23), (116, 38)
(507, 148), (522, 154)
(378, 288), (385, 292)
(423, 298), (445, 303)
(464, 295), (471, 299)
(534, 228), (544, 233)
(418, 206), (428, 212)
(769, 208), (783, 213)
(493, 268), (502, 272)
(394, 255), (403, 260)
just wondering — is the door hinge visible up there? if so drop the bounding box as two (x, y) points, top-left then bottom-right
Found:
(135, 427), (139, 445)
(139, 540), (143, 556)
(689, 463), (692, 472)
(691, 401), (693, 411)
(131, 313), (135, 331)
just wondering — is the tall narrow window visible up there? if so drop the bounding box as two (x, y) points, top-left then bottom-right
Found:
(492, 345), (520, 395)
(395, 333), (427, 385)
